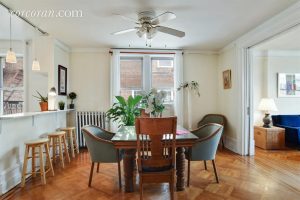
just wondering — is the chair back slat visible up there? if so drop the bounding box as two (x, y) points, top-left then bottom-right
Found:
(135, 117), (177, 171)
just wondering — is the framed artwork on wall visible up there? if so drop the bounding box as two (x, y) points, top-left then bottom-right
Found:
(278, 73), (300, 97)
(223, 69), (232, 89)
(58, 65), (67, 95)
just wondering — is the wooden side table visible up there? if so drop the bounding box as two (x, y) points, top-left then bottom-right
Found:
(254, 126), (285, 150)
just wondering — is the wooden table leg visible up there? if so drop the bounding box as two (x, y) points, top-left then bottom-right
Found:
(176, 147), (186, 191)
(123, 149), (136, 192)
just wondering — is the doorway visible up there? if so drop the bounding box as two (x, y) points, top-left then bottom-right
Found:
(248, 25), (300, 155)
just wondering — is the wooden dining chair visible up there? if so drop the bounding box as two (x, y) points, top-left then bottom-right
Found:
(135, 117), (177, 200)
(186, 123), (224, 186)
(82, 125), (122, 189)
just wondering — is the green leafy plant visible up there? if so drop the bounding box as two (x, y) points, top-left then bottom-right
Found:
(106, 95), (142, 127)
(58, 101), (65, 106)
(177, 81), (200, 97)
(33, 91), (48, 102)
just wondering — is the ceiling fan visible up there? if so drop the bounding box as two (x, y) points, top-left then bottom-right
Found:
(111, 11), (185, 40)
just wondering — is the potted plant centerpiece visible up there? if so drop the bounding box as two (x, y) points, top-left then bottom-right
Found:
(106, 95), (142, 127)
(58, 101), (65, 110)
(68, 92), (77, 109)
(33, 91), (48, 111)
(142, 88), (167, 117)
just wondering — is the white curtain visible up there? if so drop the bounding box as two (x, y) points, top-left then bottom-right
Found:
(110, 49), (120, 105)
(174, 51), (184, 126)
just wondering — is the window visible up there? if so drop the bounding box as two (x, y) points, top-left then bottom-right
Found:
(151, 57), (174, 103)
(120, 57), (143, 99)
(119, 54), (175, 115)
(0, 57), (24, 115)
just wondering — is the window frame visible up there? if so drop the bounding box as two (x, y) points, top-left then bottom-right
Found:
(119, 53), (175, 104)
(0, 54), (25, 115)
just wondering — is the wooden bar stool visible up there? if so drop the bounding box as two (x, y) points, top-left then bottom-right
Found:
(21, 138), (54, 187)
(59, 127), (79, 158)
(48, 131), (70, 168)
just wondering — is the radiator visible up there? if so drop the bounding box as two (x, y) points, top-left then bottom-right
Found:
(76, 111), (107, 148)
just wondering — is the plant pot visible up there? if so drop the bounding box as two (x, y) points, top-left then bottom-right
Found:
(59, 105), (65, 110)
(140, 109), (150, 117)
(69, 104), (75, 109)
(39, 102), (48, 111)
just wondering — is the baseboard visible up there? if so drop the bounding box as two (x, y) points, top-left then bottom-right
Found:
(224, 135), (239, 154)
(0, 163), (23, 194)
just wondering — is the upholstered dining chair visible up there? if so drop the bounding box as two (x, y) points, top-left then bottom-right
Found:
(197, 114), (226, 147)
(186, 123), (224, 186)
(135, 117), (177, 200)
(82, 125), (122, 189)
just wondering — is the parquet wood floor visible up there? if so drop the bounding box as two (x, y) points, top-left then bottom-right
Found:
(2, 148), (300, 200)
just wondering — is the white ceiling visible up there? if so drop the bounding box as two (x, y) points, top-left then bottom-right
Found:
(0, 0), (299, 50)
(254, 25), (300, 51)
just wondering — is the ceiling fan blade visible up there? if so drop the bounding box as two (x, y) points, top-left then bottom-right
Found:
(156, 26), (185, 37)
(151, 12), (176, 25)
(111, 28), (137, 35)
(115, 14), (139, 24)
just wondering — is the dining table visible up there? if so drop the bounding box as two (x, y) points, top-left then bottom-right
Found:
(111, 125), (198, 192)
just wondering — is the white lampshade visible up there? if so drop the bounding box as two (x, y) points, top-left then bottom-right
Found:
(48, 87), (57, 96)
(258, 98), (278, 112)
(32, 59), (40, 71)
(6, 49), (17, 63)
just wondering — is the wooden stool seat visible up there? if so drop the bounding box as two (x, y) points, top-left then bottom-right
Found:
(60, 127), (75, 131)
(48, 131), (65, 136)
(25, 138), (49, 145)
(21, 138), (54, 187)
(59, 127), (79, 158)
(48, 131), (70, 168)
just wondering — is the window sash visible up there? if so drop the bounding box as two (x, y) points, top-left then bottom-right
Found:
(0, 56), (24, 115)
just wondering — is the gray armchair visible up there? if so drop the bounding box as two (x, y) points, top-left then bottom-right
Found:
(197, 114), (226, 147)
(186, 123), (224, 186)
(82, 125), (122, 188)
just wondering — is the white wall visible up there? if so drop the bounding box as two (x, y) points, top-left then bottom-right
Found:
(183, 53), (219, 129)
(70, 50), (219, 129)
(27, 37), (70, 111)
(217, 46), (239, 152)
(70, 51), (111, 111)
(253, 52), (300, 126)
(253, 55), (267, 125)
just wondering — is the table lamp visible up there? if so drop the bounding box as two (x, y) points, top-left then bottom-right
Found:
(48, 87), (57, 110)
(258, 98), (278, 128)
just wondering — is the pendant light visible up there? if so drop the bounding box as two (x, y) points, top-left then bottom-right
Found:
(6, 11), (17, 64)
(32, 27), (40, 71)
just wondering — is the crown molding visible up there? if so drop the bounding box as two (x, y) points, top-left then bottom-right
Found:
(254, 50), (300, 57)
(71, 47), (110, 53)
(54, 39), (71, 53)
(183, 49), (219, 55)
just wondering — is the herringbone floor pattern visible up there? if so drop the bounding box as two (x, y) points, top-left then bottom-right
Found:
(2, 148), (300, 200)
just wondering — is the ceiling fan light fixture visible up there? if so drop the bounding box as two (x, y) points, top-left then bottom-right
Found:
(147, 28), (157, 39)
(136, 30), (145, 38)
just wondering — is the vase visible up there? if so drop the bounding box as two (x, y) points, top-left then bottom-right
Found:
(59, 105), (65, 110)
(69, 104), (75, 109)
(140, 109), (150, 117)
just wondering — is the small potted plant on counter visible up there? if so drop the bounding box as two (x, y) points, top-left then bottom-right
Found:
(68, 92), (77, 109)
(58, 101), (65, 110)
(33, 91), (48, 111)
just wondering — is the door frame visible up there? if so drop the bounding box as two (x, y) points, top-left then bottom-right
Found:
(235, 2), (300, 155)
